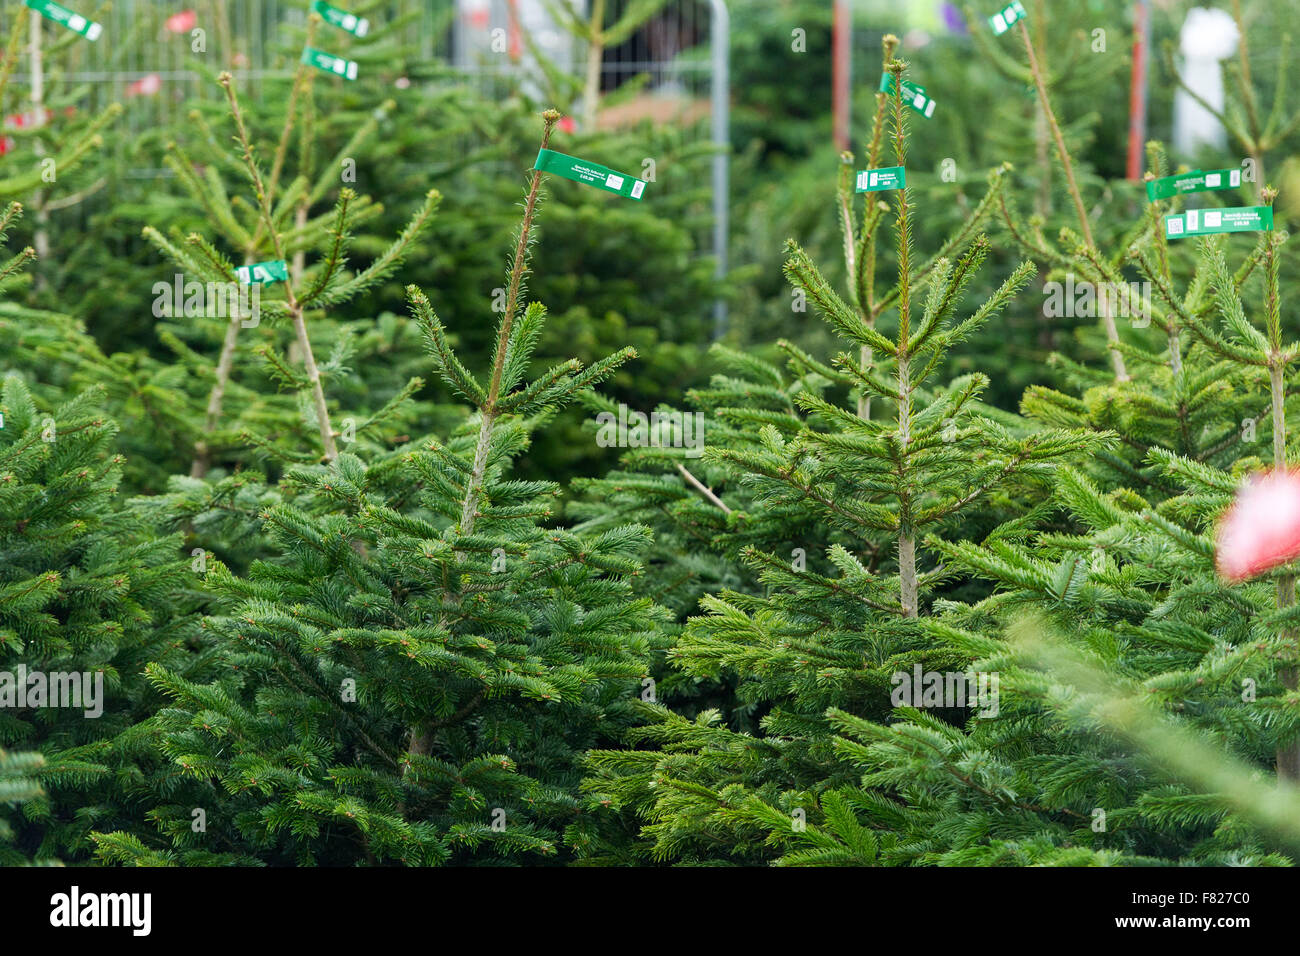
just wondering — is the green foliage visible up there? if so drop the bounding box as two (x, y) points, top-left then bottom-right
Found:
(3, 0), (1300, 872)
(576, 50), (1105, 865)
(0, 374), (207, 862)
(91, 111), (664, 866)
(0, 744), (45, 864)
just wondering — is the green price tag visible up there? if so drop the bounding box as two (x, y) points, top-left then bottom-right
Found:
(24, 0), (102, 40)
(1164, 206), (1273, 239)
(236, 260), (289, 284)
(856, 166), (906, 192)
(534, 149), (647, 200)
(301, 46), (358, 80)
(989, 1), (1026, 36)
(311, 0), (369, 37)
(1146, 167), (1243, 201)
(879, 74), (936, 119)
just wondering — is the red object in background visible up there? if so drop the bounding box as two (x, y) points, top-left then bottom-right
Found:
(165, 10), (197, 33)
(465, 0), (489, 29)
(1126, 0), (1152, 180)
(1216, 469), (1300, 581)
(506, 0), (522, 60)
(4, 108), (55, 129)
(832, 0), (851, 152)
(0, 136), (14, 156)
(127, 73), (163, 97)
(558, 116), (576, 134)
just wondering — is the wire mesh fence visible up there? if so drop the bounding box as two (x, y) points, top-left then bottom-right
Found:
(4, 0), (728, 308)
(6, 1), (720, 152)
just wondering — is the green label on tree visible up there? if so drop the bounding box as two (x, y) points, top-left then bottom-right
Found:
(1146, 167), (1243, 201)
(301, 46), (358, 80)
(311, 0), (369, 37)
(989, 1), (1027, 36)
(24, 0), (102, 40)
(236, 260), (289, 284)
(1164, 206), (1273, 239)
(879, 74), (936, 119)
(855, 166), (906, 192)
(533, 149), (647, 200)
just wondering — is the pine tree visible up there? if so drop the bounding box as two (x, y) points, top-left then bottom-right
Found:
(0, 743), (44, 864)
(146, 64), (439, 480)
(92, 110), (663, 866)
(678, 104), (1300, 864)
(578, 45), (1101, 864)
(0, 199), (207, 861)
(0, 0), (122, 291)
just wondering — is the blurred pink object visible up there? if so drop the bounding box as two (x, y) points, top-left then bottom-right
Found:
(4, 108), (53, 129)
(558, 116), (576, 134)
(1216, 469), (1300, 580)
(165, 10), (197, 33)
(127, 74), (163, 97)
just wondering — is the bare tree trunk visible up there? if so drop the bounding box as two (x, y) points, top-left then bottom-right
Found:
(407, 112), (561, 765)
(293, 301), (338, 462)
(1019, 21), (1128, 381)
(191, 310), (243, 477)
(897, 352), (917, 617)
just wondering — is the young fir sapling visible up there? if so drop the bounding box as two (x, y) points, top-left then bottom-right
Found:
(91, 111), (662, 866)
(577, 47), (1101, 865)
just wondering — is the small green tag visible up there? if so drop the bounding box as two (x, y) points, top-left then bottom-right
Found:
(301, 46), (358, 80)
(1146, 168), (1243, 201)
(856, 166), (906, 192)
(24, 0), (102, 40)
(236, 260), (289, 284)
(311, 0), (369, 37)
(1164, 206), (1273, 239)
(879, 74), (936, 119)
(534, 149), (647, 200)
(989, 1), (1026, 36)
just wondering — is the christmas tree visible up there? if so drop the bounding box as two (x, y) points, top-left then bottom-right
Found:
(578, 43), (1103, 865)
(0, 202), (208, 863)
(92, 110), (663, 866)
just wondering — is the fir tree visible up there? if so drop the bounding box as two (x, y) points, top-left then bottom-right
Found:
(0, 198), (208, 862)
(963, 0), (1124, 219)
(145, 62), (439, 480)
(578, 46), (1101, 865)
(0, 743), (44, 864)
(712, 176), (1300, 865)
(0, 0), (125, 310)
(0, 370), (211, 862)
(93, 110), (662, 866)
